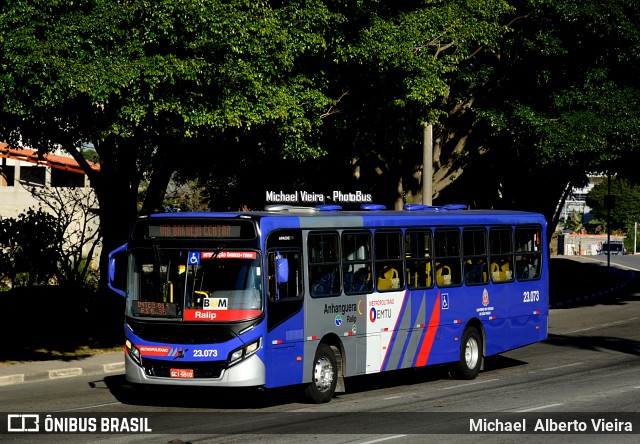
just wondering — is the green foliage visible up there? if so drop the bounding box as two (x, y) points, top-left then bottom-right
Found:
(0, 0), (347, 279)
(452, 0), (640, 230)
(624, 221), (640, 254)
(586, 177), (640, 232)
(562, 211), (583, 233)
(0, 209), (62, 287)
(0, 0), (639, 271)
(0, 0), (340, 156)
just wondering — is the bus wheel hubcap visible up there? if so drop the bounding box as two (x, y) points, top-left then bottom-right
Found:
(465, 337), (479, 369)
(313, 356), (334, 392)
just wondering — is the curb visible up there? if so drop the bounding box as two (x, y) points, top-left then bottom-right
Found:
(0, 361), (124, 387)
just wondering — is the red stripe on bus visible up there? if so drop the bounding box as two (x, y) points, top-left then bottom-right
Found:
(415, 291), (441, 367)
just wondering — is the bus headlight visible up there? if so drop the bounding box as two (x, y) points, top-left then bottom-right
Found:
(125, 340), (142, 366)
(228, 338), (261, 366)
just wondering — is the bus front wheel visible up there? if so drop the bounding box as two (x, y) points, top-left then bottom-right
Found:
(303, 344), (337, 403)
(455, 326), (482, 380)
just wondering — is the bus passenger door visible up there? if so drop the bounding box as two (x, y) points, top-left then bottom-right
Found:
(265, 249), (305, 388)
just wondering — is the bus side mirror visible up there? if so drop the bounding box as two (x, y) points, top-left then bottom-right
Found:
(108, 243), (128, 298)
(276, 257), (289, 284)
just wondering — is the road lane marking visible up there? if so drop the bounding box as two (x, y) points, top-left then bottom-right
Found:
(55, 402), (122, 412)
(559, 318), (638, 335)
(516, 403), (563, 412)
(540, 362), (582, 371)
(359, 435), (408, 444)
(440, 378), (499, 390)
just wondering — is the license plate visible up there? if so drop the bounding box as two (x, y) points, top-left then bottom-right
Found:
(170, 368), (194, 378)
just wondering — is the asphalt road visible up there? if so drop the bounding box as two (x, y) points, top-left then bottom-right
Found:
(2, 256), (640, 443)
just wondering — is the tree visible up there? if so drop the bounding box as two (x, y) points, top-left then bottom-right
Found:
(28, 185), (102, 288)
(0, 0), (341, 285)
(200, 0), (640, 227)
(586, 177), (640, 232)
(199, 0), (518, 209)
(2, 0), (640, 274)
(0, 209), (61, 287)
(438, 0), (640, 233)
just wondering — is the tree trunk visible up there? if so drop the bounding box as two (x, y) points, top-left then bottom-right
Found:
(92, 138), (141, 291)
(140, 143), (174, 215)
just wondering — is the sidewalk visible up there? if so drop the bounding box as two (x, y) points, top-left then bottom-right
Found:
(0, 350), (124, 386)
(1, 257), (637, 387)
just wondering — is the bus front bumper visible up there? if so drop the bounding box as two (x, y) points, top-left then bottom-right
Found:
(125, 353), (266, 388)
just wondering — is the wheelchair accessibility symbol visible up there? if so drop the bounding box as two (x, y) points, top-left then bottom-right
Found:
(188, 252), (201, 265)
(441, 293), (449, 310)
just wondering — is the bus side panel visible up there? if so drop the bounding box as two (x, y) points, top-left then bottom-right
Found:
(506, 315), (541, 350)
(426, 288), (473, 366)
(426, 322), (465, 366)
(483, 317), (508, 357)
(265, 308), (305, 388)
(377, 288), (461, 370)
(379, 290), (414, 371)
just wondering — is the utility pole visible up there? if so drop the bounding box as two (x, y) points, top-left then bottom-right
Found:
(605, 171), (613, 277)
(422, 122), (433, 206)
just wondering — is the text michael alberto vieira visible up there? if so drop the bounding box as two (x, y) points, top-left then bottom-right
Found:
(265, 190), (373, 204)
(470, 417), (633, 433)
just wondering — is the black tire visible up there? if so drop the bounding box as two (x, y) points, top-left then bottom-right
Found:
(302, 344), (337, 403)
(454, 327), (482, 380)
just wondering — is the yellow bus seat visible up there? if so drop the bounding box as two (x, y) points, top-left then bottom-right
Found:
(435, 264), (451, 286)
(377, 266), (399, 290)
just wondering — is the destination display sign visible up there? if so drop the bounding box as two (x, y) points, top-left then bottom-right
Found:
(133, 218), (256, 240)
(148, 224), (241, 239)
(133, 301), (178, 318)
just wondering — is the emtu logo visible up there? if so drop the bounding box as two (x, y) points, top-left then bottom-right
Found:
(369, 307), (377, 323)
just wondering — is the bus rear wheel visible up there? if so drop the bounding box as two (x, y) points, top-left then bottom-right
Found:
(454, 326), (482, 380)
(303, 344), (337, 403)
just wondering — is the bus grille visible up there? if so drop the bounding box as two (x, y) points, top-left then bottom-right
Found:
(142, 357), (226, 379)
(127, 318), (236, 344)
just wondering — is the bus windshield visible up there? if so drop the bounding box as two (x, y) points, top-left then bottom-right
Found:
(127, 247), (263, 321)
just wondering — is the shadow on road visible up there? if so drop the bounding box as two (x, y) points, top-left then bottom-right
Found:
(549, 258), (640, 308)
(102, 353), (530, 409)
(545, 333), (640, 357)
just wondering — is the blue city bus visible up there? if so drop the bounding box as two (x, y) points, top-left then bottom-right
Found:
(108, 204), (548, 403)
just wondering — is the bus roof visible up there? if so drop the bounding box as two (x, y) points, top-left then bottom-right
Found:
(146, 205), (547, 230)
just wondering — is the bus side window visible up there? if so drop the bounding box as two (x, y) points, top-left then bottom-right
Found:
(342, 231), (373, 294)
(463, 229), (488, 285)
(375, 231), (404, 291)
(515, 226), (542, 281)
(308, 232), (341, 297)
(405, 230), (433, 289)
(434, 229), (462, 287)
(489, 227), (514, 283)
